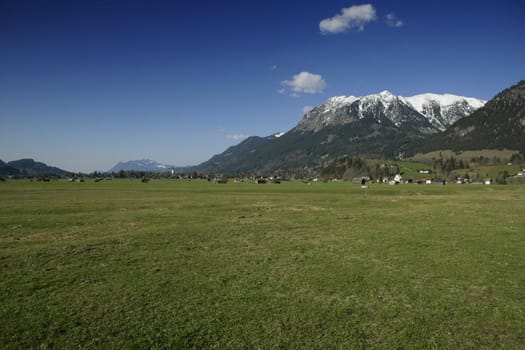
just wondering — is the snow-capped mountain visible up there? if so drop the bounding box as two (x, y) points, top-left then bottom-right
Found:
(295, 90), (486, 133)
(404, 93), (486, 131)
(108, 159), (175, 172)
(192, 82), (523, 175)
(420, 80), (525, 154)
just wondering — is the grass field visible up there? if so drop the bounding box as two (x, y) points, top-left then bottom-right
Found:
(1, 180), (524, 349)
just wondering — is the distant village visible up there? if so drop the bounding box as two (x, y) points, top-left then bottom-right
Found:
(3, 163), (525, 187)
(2, 153), (525, 186)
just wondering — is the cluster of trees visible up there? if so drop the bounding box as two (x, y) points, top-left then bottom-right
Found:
(433, 155), (469, 175)
(320, 156), (401, 181)
(467, 152), (524, 166)
(320, 156), (370, 180)
(495, 171), (510, 185)
(510, 153), (525, 163)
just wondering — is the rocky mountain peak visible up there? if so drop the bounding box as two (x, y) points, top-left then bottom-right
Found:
(295, 90), (485, 133)
(415, 80), (525, 154)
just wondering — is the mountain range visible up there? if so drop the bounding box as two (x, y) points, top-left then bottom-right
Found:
(111, 82), (524, 175)
(4, 81), (523, 176)
(194, 88), (500, 174)
(295, 91), (485, 133)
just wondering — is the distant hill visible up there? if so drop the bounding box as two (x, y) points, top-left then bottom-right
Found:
(0, 160), (20, 176)
(415, 80), (525, 154)
(196, 133), (284, 173)
(3, 159), (69, 176)
(108, 159), (180, 172)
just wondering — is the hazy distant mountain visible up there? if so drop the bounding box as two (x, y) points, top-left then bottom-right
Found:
(417, 80), (525, 154)
(108, 159), (178, 172)
(194, 91), (485, 174)
(0, 160), (20, 176)
(4, 159), (68, 176)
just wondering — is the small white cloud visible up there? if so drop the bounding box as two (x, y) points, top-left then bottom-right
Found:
(385, 13), (404, 27)
(320, 4), (377, 34)
(226, 134), (249, 141)
(281, 71), (327, 95)
(303, 105), (314, 114)
(270, 64), (278, 71)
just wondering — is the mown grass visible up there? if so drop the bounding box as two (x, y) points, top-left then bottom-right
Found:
(461, 164), (522, 179)
(1, 180), (524, 349)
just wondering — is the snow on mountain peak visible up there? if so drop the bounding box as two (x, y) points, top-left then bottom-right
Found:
(404, 93), (487, 130)
(378, 90), (396, 103)
(324, 91), (396, 107)
(296, 89), (486, 133)
(326, 95), (359, 105)
(405, 93), (486, 112)
(309, 95), (358, 116)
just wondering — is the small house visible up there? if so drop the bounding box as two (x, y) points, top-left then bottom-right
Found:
(255, 178), (267, 184)
(352, 176), (370, 185)
(214, 176), (228, 184)
(393, 174), (402, 184)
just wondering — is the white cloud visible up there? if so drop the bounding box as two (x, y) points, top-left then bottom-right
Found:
(225, 134), (249, 141)
(303, 105), (314, 114)
(319, 4), (377, 34)
(270, 64), (278, 71)
(385, 13), (404, 28)
(281, 72), (327, 95)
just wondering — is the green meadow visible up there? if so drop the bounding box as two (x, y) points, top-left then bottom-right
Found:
(1, 180), (524, 349)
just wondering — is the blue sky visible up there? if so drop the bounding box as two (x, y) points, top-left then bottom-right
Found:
(1, 0), (524, 172)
